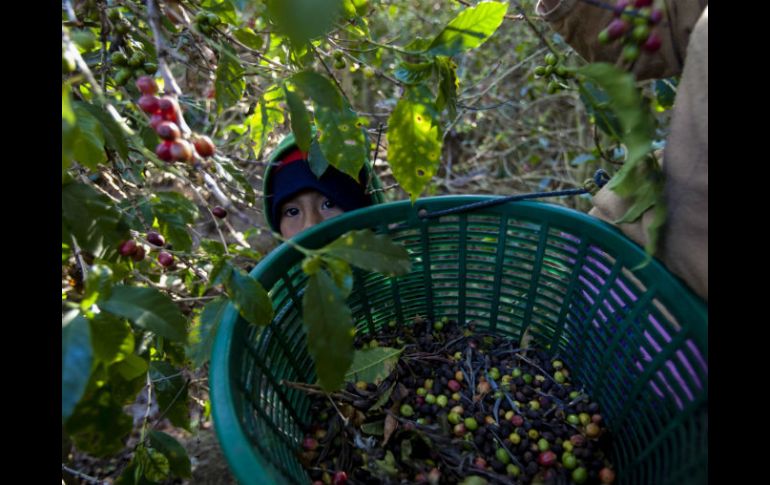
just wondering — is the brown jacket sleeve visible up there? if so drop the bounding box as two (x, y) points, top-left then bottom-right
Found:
(536, 0), (707, 80)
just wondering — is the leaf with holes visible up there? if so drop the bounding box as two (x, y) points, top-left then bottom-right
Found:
(435, 56), (459, 119)
(426, 1), (508, 57)
(386, 86), (442, 202)
(303, 270), (354, 392)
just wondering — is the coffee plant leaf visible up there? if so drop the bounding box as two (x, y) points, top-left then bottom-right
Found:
(215, 45), (246, 113)
(89, 312), (134, 365)
(188, 296), (229, 368)
(321, 229), (411, 276)
(71, 102), (108, 169)
(148, 430), (192, 479)
(284, 84), (313, 152)
(344, 347), (403, 384)
(62, 311), (93, 422)
(223, 265), (273, 326)
(100, 285), (187, 343)
(150, 361), (190, 431)
(267, 0), (342, 48)
(426, 1), (508, 57)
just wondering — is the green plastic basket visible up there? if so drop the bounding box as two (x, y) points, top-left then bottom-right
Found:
(210, 197), (708, 485)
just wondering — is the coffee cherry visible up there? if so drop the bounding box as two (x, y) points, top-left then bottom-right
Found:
(599, 467), (616, 484)
(114, 68), (132, 86)
(509, 432), (521, 445)
(464, 417), (478, 431)
(156, 121), (181, 140)
(506, 464), (520, 477)
(425, 394), (436, 404)
(108, 9), (122, 22)
(632, 24), (650, 42)
(562, 452), (578, 469)
(131, 245), (146, 262)
(110, 51), (128, 66)
(649, 8), (664, 25)
(447, 379), (461, 392)
(155, 140), (174, 162)
(332, 471), (347, 485)
(544, 53), (557, 66)
(511, 415), (524, 427)
(147, 231), (165, 247)
(634, 0), (652, 6)
(453, 423), (466, 436)
(572, 467), (588, 484)
(138, 95), (160, 114)
(158, 96), (180, 122)
(607, 18), (629, 40)
(622, 44), (640, 61)
(303, 437), (318, 451)
(128, 52), (145, 68)
(170, 139), (193, 162)
(212, 206), (227, 218)
(115, 20), (130, 35)
(537, 450), (557, 467)
(642, 31), (662, 52)
(585, 422), (601, 438)
(193, 135), (216, 158)
(495, 447), (510, 465)
(119, 240), (138, 256)
(436, 395), (448, 407)
(135, 76), (158, 95)
(400, 404), (414, 417)
(613, 0), (630, 17)
(157, 251), (174, 267)
(537, 438), (550, 451)
(598, 29), (611, 44)
(143, 62), (158, 75)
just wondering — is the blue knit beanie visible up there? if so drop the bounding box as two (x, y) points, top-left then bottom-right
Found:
(266, 149), (370, 232)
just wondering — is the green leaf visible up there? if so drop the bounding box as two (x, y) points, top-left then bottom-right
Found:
(303, 270), (355, 391)
(201, 0), (238, 24)
(344, 347), (402, 384)
(370, 382), (395, 411)
(224, 265), (273, 326)
(72, 102), (108, 169)
(386, 85), (442, 202)
(79, 102), (130, 160)
(62, 312), (93, 421)
(322, 257), (353, 298)
(215, 45), (246, 113)
(113, 353), (149, 381)
(62, 182), (130, 258)
(578, 63), (655, 179)
(150, 361), (190, 431)
(308, 137), (330, 178)
(89, 312), (134, 364)
(267, 0), (342, 47)
(65, 387), (134, 456)
(290, 71), (344, 111)
(248, 85), (284, 158)
(578, 81), (623, 140)
(188, 297), (228, 368)
(654, 78), (678, 109)
(62, 84), (75, 124)
(291, 72), (367, 179)
(435, 57), (459, 119)
(426, 1), (508, 57)
(151, 192), (198, 253)
(100, 285), (187, 343)
(394, 61), (435, 85)
(148, 431), (192, 479)
(284, 84), (313, 152)
(322, 229), (412, 275)
(214, 158), (257, 205)
(200, 239), (226, 257)
(139, 447), (171, 483)
(233, 27), (263, 50)
(81, 264), (114, 310)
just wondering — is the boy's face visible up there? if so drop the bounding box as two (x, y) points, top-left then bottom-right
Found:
(278, 189), (344, 238)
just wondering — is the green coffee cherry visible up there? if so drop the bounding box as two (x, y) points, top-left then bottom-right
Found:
(110, 51), (128, 66)
(400, 404), (414, 417)
(554, 371), (566, 383)
(511, 368), (522, 378)
(506, 464), (520, 477)
(544, 65), (554, 76)
(489, 367), (501, 381)
(567, 414), (580, 425)
(128, 52), (145, 68)
(416, 387), (427, 397)
(572, 467), (589, 484)
(464, 417), (478, 431)
(562, 452), (578, 469)
(114, 68), (132, 86)
(509, 432), (521, 445)
(495, 448), (510, 464)
(544, 53), (557, 65)
(436, 395), (448, 407)
(547, 81), (560, 94)
(598, 29), (610, 44)
(433, 320), (444, 331)
(448, 412), (462, 425)
(425, 394), (436, 404)
(522, 374), (533, 384)
(538, 438), (550, 451)
(632, 24), (650, 42)
(534, 65), (547, 76)
(623, 44), (640, 62)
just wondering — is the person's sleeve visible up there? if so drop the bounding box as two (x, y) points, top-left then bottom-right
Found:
(535, 0), (705, 80)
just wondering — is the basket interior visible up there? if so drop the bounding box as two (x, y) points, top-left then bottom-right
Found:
(211, 198), (708, 485)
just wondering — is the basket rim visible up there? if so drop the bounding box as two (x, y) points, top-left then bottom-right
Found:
(210, 196), (708, 484)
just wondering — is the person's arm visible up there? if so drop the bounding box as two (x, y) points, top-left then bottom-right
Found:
(535, 0), (706, 80)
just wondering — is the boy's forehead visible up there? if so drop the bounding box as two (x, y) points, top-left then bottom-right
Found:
(281, 189), (326, 205)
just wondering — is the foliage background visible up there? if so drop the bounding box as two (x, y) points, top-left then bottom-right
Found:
(61, 0), (674, 483)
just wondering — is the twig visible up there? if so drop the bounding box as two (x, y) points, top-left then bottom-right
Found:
(70, 235), (89, 281)
(61, 464), (107, 485)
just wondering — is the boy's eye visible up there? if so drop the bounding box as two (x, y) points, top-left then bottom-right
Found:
(322, 199), (336, 210)
(284, 207), (300, 217)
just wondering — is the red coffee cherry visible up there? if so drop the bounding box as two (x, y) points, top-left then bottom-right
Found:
(634, 0), (652, 7)
(170, 139), (193, 162)
(138, 95), (160, 114)
(158, 96), (179, 122)
(146, 231), (165, 247)
(607, 18), (629, 40)
(131, 245), (146, 262)
(642, 31), (662, 52)
(149, 113), (164, 131)
(156, 140), (174, 162)
(119, 240), (138, 256)
(613, 0), (630, 17)
(193, 135), (216, 158)
(135, 76), (158, 95)
(212, 206), (227, 218)
(157, 251), (174, 267)
(156, 121), (181, 141)
(649, 8), (664, 25)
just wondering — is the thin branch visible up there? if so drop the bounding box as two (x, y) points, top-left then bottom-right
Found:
(61, 464), (107, 485)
